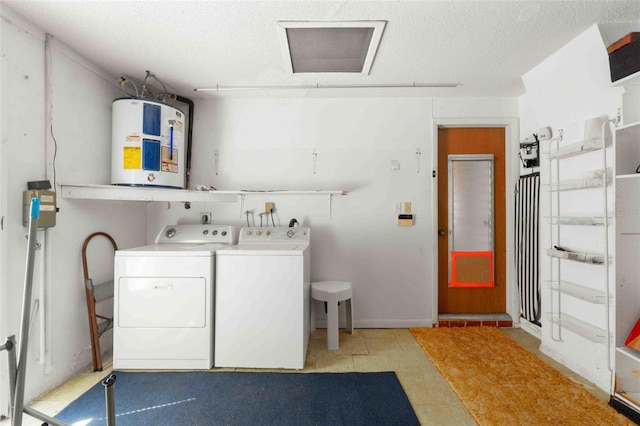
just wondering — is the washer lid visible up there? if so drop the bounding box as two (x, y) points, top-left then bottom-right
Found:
(115, 243), (230, 257)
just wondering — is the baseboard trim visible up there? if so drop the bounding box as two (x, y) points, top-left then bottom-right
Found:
(539, 343), (610, 392)
(314, 319), (434, 329)
(519, 320), (542, 339)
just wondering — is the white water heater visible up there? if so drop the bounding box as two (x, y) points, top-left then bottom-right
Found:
(111, 98), (186, 188)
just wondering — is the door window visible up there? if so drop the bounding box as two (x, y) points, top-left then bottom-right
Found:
(448, 154), (495, 287)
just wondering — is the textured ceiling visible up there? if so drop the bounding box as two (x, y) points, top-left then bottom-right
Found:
(2, 1), (640, 98)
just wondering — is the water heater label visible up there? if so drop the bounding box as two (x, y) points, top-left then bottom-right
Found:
(123, 146), (141, 169)
(126, 135), (141, 142)
(161, 147), (178, 173)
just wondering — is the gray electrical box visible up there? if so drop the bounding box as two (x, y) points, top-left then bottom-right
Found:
(23, 190), (57, 228)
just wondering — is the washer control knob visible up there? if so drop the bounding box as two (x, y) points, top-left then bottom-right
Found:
(246, 231), (252, 236)
(265, 230), (271, 236)
(287, 229), (295, 238)
(221, 231), (227, 236)
(256, 230), (262, 236)
(165, 228), (177, 238)
(213, 230), (218, 235)
(202, 230), (209, 235)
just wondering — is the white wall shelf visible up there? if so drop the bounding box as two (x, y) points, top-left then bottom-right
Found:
(544, 137), (604, 159)
(545, 216), (609, 226)
(546, 173), (610, 192)
(60, 183), (238, 203)
(617, 346), (640, 364)
(548, 313), (608, 343)
(59, 183), (347, 203)
(616, 174), (640, 180)
(546, 248), (607, 265)
(612, 70), (640, 88)
(546, 280), (610, 304)
(615, 122), (640, 177)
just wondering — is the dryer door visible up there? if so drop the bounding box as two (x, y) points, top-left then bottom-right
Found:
(118, 277), (206, 328)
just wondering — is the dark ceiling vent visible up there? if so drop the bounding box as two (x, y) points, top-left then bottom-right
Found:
(278, 21), (386, 75)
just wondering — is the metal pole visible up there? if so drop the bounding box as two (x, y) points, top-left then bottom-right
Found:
(11, 198), (40, 426)
(0, 335), (17, 418)
(103, 374), (116, 426)
(22, 407), (67, 426)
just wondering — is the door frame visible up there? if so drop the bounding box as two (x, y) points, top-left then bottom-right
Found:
(431, 117), (520, 324)
(0, 56), (8, 416)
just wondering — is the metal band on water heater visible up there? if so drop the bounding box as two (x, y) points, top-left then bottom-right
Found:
(111, 98), (186, 188)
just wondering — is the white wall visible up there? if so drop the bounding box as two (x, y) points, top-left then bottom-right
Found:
(0, 7), (46, 415)
(150, 97), (436, 328)
(149, 96), (519, 329)
(519, 24), (625, 391)
(0, 7), (147, 411)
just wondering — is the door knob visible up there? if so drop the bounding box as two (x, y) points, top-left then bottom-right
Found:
(438, 229), (446, 236)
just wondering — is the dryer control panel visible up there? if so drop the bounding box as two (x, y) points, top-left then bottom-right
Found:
(239, 227), (310, 242)
(155, 224), (236, 244)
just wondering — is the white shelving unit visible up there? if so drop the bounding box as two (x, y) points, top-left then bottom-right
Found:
(612, 119), (640, 415)
(544, 124), (613, 345)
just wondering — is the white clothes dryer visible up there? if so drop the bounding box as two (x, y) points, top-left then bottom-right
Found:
(113, 224), (235, 370)
(215, 227), (310, 369)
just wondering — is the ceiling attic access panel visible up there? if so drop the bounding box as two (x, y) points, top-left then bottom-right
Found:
(278, 21), (386, 74)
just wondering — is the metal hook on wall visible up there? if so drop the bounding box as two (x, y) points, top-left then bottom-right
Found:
(312, 150), (318, 175)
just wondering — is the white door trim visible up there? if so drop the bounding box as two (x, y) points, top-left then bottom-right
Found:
(430, 117), (520, 324)
(0, 56), (8, 416)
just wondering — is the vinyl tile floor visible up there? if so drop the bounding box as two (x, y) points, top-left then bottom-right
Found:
(7, 328), (608, 425)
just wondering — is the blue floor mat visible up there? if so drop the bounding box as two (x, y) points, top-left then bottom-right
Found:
(55, 371), (420, 425)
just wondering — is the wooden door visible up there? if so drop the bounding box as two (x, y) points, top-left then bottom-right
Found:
(438, 127), (506, 314)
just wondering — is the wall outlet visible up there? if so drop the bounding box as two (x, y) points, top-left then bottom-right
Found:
(398, 214), (414, 226)
(200, 212), (211, 224)
(265, 202), (275, 213)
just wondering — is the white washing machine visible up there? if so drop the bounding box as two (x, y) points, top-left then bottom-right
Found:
(215, 227), (310, 369)
(113, 224), (235, 370)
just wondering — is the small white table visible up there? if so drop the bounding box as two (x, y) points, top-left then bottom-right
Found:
(311, 281), (354, 349)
